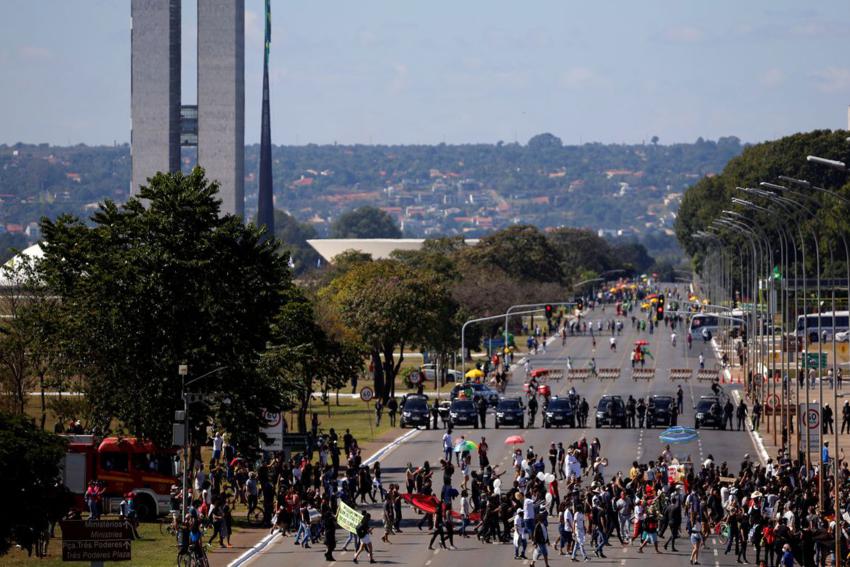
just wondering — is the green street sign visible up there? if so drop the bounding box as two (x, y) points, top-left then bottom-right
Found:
(804, 352), (828, 369)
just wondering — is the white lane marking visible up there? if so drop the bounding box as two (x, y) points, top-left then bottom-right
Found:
(426, 560), (432, 565)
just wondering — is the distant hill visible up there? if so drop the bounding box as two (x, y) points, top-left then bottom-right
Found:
(0, 135), (744, 262)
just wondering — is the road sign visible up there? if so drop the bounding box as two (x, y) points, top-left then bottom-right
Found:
(798, 403), (821, 452)
(260, 408), (285, 451)
(408, 371), (421, 385)
(360, 387), (374, 402)
(61, 520), (131, 562)
(804, 353), (828, 369)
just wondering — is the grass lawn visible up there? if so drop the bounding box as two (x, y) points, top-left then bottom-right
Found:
(2, 520), (178, 567)
(291, 395), (399, 447)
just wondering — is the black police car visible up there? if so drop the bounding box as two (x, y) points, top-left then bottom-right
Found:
(647, 395), (677, 427)
(448, 399), (479, 428)
(543, 396), (576, 428)
(694, 396), (724, 429)
(495, 397), (525, 429)
(400, 395), (431, 429)
(595, 395), (626, 428)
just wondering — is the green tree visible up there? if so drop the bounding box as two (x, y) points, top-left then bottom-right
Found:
(323, 259), (456, 401)
(38, 168), (291, 450)
(0, 411), (66, 555)
(273, 209), (321, 275)
(460, 225), (564, 284)
(330, 206), (402, 239)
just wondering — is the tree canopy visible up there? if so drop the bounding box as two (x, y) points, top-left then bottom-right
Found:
(0, 411), (66, 555)
(330, 206), (402, 239)
(38, 168), (292, 449)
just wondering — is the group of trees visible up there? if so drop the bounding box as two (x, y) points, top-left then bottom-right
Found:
(675, 129), (850, 274)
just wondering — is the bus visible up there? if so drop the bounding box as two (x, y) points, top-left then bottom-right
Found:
(688, 313), (745, 339)
(795, 311), (850, 343)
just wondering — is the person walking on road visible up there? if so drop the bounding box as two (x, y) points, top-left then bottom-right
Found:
(571, 504), (590, 561)
(736, 400), (748, 431)
(531, 514), (551, 567)
(698, 353), (705, 370)
(751, 399), (762, 432)
(842, 400), (850, 434)
(676, 386), (684, 415)
(352, 512), (375, 564)
(723, 399), (734, 430)
(822, 403), (834, 434)
(387, 397), (398, 427)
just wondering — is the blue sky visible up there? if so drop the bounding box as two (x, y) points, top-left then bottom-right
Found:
(2, 1), (849, 146)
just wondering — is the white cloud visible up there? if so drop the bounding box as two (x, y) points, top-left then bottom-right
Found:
(662, 25), (705, 44)
(812, 67), (850, 94)
(758, 68), (785, 88)
(17, 45), (53, 62)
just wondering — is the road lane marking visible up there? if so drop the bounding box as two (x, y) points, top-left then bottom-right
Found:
(426, 560), (432, 565)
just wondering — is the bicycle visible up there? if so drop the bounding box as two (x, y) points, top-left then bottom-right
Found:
(709, 520), (730, 545)
(160, 512), (179, 537)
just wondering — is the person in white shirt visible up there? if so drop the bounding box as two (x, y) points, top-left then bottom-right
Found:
(565, 450), (582, 481)
(523, 496), (536, 533)
(459, 490), (471, 537)
(442, 432), (453, 462)
(571, 504), (589, 561)
(559, 504), (574, 555)
(514, 510), (528, 559)
(212, 432), (223, 463)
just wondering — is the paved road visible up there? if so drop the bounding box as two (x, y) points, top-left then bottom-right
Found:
(245, 293), (757, 567)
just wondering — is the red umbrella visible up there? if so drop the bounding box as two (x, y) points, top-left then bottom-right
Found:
(505, 435), (525, 445)
(634, 340), (649, 346)
(538, 384), (551, 396)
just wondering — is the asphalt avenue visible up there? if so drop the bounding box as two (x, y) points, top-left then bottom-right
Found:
(245, 289), (758, 567)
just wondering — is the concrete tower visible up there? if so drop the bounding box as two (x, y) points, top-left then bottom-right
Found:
(130, 0), (245, 218)
(130, 0), (181, 195)
(197, 0), (245, 217)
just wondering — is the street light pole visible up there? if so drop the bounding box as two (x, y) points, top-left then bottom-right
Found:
(180, 365), (227, 519)
(503, 302), (576, 357)
(461, 310), (539, 374)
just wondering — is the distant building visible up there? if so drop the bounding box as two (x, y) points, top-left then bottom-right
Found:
(130, 0), (244, 217)
(307, 238), (480, 263)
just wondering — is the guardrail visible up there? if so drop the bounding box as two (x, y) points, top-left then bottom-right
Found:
(669, 368), (692, 381)
(567, 369), (591, 381)
(632, 368), (655, 381)
(598, 368), (620, 380)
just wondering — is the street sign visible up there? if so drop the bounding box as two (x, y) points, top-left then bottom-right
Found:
(61, 520), (131, 562)
(804, 353), (828, 369)
(798, 403), (821, 452)
(408, 371), (421, 385)
(260, 409), (285, 451)
(360, 387), (374, 402)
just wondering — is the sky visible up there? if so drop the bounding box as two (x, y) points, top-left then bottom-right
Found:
(2, 1), (850, 146)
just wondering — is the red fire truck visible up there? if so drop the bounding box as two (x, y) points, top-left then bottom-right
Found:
(61, 435), (177, 520)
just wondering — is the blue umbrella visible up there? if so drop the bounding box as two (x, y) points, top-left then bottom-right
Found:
(659, 426), (699, 444)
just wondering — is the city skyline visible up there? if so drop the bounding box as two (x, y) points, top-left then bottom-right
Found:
(2, 1), (850, 147)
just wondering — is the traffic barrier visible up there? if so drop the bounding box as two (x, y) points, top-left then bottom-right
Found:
(567, 369), (591, 381)
(632, 368), (655, 381)
(598, 368), (620, 380)
(669, 368), (692, 381)
(696, 369), (720, 382)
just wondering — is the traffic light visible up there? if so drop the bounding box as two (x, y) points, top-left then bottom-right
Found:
(656, 294), (665, 321)
(544, 304), (553, 318)
(577, 298), (584, 311)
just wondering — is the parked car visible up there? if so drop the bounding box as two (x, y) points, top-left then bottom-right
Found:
(595, 395), (626, 428)
(450, 382), (500, 407)
(646, 395), (677, 427)
(543, 396), (576, 428)
(495, 397), (525, 429)
(694, 396), (724, 429)
(448, 399), (479, 428)
(421, 364), (464, 383)
(400, 394), (431, 429)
